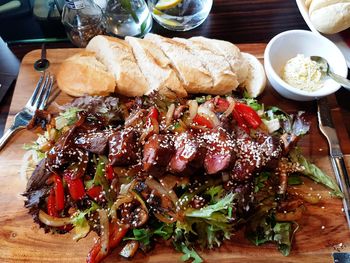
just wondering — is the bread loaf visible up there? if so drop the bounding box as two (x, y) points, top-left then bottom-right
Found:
(309, 0), (350, 34)
(57, 34), (266, 98)
(56, 51), (115, 97)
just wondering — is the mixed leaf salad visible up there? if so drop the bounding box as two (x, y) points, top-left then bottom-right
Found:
(23, 93), (342, 262)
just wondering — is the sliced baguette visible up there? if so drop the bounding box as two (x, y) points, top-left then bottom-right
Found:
(125, 36), (187, 99)
(144, 33), (213, 94)
(57, 51), (115, 97)
(86, 35), (149, 97)
(240, 52), (266, 98)
(174, 37), (239, 95)
(190, 36), (249, 85)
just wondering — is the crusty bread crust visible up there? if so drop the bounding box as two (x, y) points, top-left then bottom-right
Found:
(126, 36), (187, 99)
(56, 51), (115, 97)
(190, 36), (249, 85)
(174, 37), (239, 95)
(87, 35), (149, 97)
(144, 33), (213, 94)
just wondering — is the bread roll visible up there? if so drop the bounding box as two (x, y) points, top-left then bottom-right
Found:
(86, 35), (149, 97)
(309, 0), (350, 34)
(125, 36), (187, 99)
(190, 36), (249, 85)
(173, 37), (239, 95)
(144, 33), (213, 94)
(56, 51), (115, 97)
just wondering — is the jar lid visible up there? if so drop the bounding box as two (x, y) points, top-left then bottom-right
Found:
(65, 0), (85, 9)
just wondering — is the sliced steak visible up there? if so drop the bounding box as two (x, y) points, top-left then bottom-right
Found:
(201, 127), (236, 174)
(74, 131), (110, 154)
(109, 128), (139, 166)
(169, 131), (206, 174)
(143, 134), (174, 176)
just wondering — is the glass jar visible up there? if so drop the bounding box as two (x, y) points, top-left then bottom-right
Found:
(104, 0), (152, 38)
(61, 0), (105, 47)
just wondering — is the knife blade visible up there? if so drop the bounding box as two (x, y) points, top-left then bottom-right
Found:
(317, 97), (350, 229)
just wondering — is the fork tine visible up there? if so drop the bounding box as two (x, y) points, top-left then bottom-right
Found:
(39, 75), (54, 110)
(25, 73), (45, 108)
(33, 73), (50, 110)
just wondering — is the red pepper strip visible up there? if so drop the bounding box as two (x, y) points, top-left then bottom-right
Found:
(86, 223), (129, 263)
(47, 189), (58, 217)
(147, 107), (159, 120)
(145, 107), (160, 138)
(87, 186), (103, 200)
(234, 103), (262, 129)
(53, 175), (65, 211)
(193, 114), (213, 129)
(232, 110), (250, 133)
(213, 98), (230, 113)
(64, 172), (85, 201)
(105, 165), (115, 181)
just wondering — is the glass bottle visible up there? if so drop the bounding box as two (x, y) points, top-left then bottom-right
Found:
(61, 0), (105, 47)
(104, 0), (152, 38)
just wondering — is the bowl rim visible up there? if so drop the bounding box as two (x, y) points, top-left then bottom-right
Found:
(264, 29), (348, 98)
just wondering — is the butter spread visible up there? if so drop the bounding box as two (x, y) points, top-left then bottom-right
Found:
(281, 54), (325, 92)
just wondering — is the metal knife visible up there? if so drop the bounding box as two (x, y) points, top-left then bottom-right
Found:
(317, 97), (350, 229)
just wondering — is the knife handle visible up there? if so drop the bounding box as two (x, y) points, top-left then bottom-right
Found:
(331, 156), (350, 228)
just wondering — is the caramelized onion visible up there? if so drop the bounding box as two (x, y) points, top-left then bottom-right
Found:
(197, 105), (220, 127)
(38, 210), (72, 227)
(186, 100), (198, 124)
(223, 97), (235, 117)
(99, 209), (110, 256)
(166, 104), (176, 127)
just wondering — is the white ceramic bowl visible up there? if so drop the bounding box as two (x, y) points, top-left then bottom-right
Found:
(264, 30), (348, 101)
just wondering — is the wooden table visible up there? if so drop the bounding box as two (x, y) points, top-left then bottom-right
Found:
(1, 1), (350, 262)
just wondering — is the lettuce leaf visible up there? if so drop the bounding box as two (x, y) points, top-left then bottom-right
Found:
(55, 107), (81, 130)
(289, 149), (343, 197)
(71, 202), (99, 241)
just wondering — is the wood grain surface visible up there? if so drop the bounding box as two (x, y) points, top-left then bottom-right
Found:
(0, 46), (350, 263)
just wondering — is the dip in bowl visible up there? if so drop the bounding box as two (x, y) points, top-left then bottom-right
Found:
(264, 30), (348, 101)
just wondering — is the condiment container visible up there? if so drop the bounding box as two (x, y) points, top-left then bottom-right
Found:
(61, 0), (105, 47)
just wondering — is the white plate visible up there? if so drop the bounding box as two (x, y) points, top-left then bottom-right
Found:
(296, 0), (350, 68)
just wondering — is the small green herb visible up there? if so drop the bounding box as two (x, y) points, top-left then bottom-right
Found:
(287, 174), (303, 185)
(254, 172), (270, 193)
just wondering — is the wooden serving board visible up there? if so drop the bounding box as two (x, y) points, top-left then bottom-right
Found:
(1, 46), (350, 263)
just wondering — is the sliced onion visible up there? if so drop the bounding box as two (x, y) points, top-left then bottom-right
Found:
(110, 194), (134, 222)
(154, 212), (177, 224)
(99, 209), (110, 256)
(166, 103), (176, 127)
(223, 97), (235, 117)
(20, 150), (35, 182)
(145, 177), (178, 204)
(186, 100), (198, 124)
(197, 105), (220, 127)
(38, 210), (72, 227)
(124, 110), (144, 127)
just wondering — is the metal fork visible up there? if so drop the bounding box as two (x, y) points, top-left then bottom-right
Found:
(0, 73), (54, 151)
